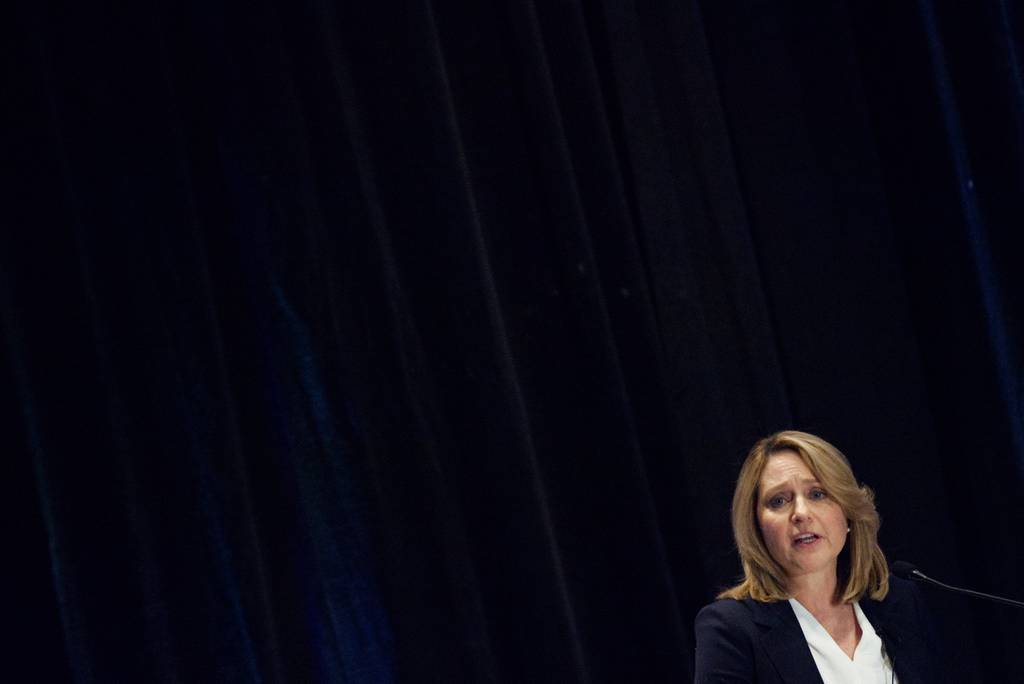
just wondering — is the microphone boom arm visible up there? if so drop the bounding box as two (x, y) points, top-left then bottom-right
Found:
(906, 568), (1024, 610)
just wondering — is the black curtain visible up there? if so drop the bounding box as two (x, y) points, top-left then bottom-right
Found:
(4, 0), (1023, 681)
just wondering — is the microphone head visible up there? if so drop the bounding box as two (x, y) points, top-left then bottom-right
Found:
(892, 560), (920, 580)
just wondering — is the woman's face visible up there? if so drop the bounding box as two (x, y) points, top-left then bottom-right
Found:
(757, 450), (849, 584)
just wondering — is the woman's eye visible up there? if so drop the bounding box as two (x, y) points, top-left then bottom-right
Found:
(768, 495), (787, 509)
(810, 489), (827, 500)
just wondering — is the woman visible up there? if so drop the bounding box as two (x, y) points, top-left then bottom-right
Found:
(694, 431), (938, 683)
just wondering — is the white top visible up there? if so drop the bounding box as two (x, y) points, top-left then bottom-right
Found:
(788, 598), (897, 684)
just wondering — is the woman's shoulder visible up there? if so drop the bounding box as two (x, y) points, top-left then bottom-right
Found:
(862, 573), (937, 645)
(862, 572), (946, 679)
(870, 573), (923, 610)
(694, 598), (783, 681)
(696, 597), (757, 623)
(885, 573), (918, 596)
(695, 596), (779, 636)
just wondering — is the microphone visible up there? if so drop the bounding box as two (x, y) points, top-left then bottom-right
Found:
(893, 561), (1024, 609)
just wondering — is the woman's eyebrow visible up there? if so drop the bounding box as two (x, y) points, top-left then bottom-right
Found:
(761, 478), (820, 496)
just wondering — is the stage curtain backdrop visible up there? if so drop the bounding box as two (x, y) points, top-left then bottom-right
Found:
(4, 0), (1023, 681)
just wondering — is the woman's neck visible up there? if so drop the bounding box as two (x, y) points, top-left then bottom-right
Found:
(789, 570), (862, 660)
(789, 570), (842, 613)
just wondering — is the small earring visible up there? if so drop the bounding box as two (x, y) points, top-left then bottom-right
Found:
(846, 526), (851, 532)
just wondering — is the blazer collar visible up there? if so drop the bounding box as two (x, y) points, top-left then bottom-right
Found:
(750, 600), (825, 684)
(750, 596), (914, 684)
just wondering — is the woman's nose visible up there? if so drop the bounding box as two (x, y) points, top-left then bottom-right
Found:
(791, 496), (810, 521)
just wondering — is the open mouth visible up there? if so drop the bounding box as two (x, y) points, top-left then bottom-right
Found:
(793, 534), (820, 546)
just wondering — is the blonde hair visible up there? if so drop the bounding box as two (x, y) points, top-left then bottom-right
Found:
(718, 430), (889, 603)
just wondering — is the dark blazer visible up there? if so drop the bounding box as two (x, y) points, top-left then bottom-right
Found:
(694, 576), (939, 683)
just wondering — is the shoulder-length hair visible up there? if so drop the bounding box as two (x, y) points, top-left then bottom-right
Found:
(718, 430), (889, 603)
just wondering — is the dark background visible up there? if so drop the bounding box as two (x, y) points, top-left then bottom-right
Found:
(4, 0), (1023, 681)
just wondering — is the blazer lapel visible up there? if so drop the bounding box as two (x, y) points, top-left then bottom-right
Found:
(859, 598), (912, 683)
(752, 600), (825, 684)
